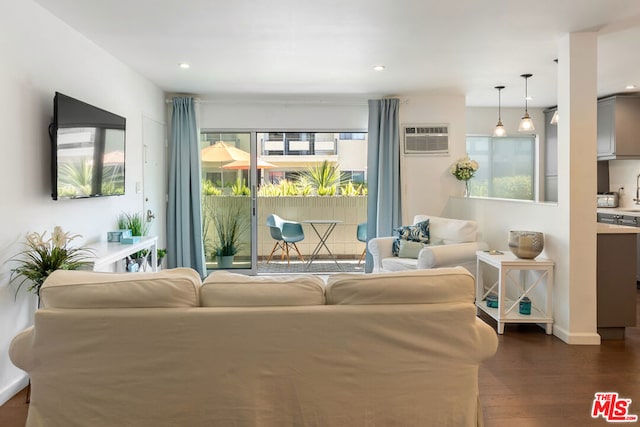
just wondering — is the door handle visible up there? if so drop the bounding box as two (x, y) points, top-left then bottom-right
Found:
(146, 209), (156, 222)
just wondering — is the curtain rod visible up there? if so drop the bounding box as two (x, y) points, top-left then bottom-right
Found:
(165, 97), (408, 106)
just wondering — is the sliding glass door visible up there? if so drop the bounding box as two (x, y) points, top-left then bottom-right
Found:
(200, 131), (257, 273)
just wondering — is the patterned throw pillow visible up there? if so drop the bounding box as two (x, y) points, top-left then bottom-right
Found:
(392, 219), (430, 256)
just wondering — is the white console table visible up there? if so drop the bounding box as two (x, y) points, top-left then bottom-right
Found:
(91, 236), (158, 272)
(476, 250), (554, 334)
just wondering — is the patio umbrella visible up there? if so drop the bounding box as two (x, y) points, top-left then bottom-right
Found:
(222, 158), (276, 170)
(201, 141), (250, 187)
(201, 141), (250, 163)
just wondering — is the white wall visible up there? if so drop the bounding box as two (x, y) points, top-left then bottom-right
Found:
(198, 99), (369, 131)
(0, 0), (164, 403)
(399, 95), (467, 222)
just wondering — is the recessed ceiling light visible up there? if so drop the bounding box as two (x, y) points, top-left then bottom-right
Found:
(373, 65), (385, 71)
(626, 85), (636, 90)
(178, 62), (190, 69)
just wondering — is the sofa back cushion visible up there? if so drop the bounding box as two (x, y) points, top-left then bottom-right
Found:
(201, 271), (326, 306)
(413, 215), (477, 244)
(325, 267), (474, 305)
(40, 268), (202, 308)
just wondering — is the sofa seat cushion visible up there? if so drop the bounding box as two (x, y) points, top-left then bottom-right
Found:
(201, 271), (326, 306)
(381, 256), (419, 271)
(40, 268), (202, 308)
(325, 267), (475, 305)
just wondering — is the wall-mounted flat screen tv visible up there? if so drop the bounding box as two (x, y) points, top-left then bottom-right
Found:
(51, 92), (126, 200)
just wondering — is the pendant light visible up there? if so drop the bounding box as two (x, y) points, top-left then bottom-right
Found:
(493, 85), (506, 137)
(518, 73), (535, 132)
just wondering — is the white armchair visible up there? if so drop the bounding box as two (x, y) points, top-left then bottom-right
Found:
(368, 215), (489, 276)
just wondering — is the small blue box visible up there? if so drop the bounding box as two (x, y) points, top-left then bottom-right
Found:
(121, 236), (141, 244)
(107, 231), (123, 242)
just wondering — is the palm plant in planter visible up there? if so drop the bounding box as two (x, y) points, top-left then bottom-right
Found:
(10, 226), (93, 299)
(211, 205), (249, 268)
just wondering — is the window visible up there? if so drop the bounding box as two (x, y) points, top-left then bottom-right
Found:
(466, 136), (536, 200)
(341, 170), (365, 184)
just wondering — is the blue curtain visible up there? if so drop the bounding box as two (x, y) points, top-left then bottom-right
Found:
(366, 98), (402, 273)
(166, 97), (206, 277)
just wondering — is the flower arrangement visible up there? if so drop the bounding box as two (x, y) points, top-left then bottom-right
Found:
(10, 226), (94, 296)
(450, 155), (479, 181)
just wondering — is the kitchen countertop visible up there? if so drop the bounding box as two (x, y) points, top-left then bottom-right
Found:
(597, 222), (640, 234)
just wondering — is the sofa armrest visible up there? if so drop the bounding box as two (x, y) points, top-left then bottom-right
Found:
(474, 317), (499, 362)
(417, 241), (489, 269)
(9, 326), (35, 372)
(367, 237), (396, 272)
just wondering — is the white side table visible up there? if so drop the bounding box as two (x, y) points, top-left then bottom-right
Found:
(91, 236), (158, 272)
(476, 250), (554, 334)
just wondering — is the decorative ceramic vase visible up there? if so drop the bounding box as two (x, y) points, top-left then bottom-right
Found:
(508, 231), (544, 259)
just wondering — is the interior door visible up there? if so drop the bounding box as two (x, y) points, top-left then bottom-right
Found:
(142, 115), (167, 249)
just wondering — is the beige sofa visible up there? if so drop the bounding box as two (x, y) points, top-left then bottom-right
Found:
(10, 267), (498, 427)
(368, 215), (489, 276)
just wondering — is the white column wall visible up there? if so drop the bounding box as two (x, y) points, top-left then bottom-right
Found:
(558, 33), (599, 341)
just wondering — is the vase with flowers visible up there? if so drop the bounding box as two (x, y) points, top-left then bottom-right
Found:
(10, 226), (94, 300)
(450, 155), (479, 197)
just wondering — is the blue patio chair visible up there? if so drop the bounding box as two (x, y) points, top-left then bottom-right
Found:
(357, 222), (367, 265)
(266, 214), (305, 265)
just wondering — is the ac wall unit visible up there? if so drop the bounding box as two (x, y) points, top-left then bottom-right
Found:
(403, 124), (449, 155)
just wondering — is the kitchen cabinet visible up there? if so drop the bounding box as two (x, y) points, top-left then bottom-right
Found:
(597, 232), (637, 339)
(597, 95), (640, 160)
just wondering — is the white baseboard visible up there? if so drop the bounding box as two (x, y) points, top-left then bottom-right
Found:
(0, 373), (29, 406)
(553, 325), (601, 345)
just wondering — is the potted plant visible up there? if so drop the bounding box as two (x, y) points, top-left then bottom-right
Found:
(117, 211), (150, 237)
(156, 248), (167, 268)
(211, 205), (249, 268)
(117, 211), (152, 270)
(10, 226), (94, 300)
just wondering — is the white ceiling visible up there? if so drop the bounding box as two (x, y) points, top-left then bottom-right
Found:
(34, 0), (640, 107)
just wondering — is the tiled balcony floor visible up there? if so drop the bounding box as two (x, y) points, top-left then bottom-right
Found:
(257, 259), (365, 274)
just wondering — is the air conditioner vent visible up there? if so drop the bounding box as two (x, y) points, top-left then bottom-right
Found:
(403, 124), (449, 155)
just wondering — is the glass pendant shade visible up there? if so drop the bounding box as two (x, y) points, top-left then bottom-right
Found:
(493, 85), (506, 137)
(518, 113), (535, 131)
(518, 74), (535, 132)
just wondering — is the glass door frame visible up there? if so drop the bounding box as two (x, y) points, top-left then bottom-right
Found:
(200, 129), (258, 276)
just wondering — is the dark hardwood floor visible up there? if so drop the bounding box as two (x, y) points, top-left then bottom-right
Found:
(479, 289), (640, 427)
(2, 291), (639, 427)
